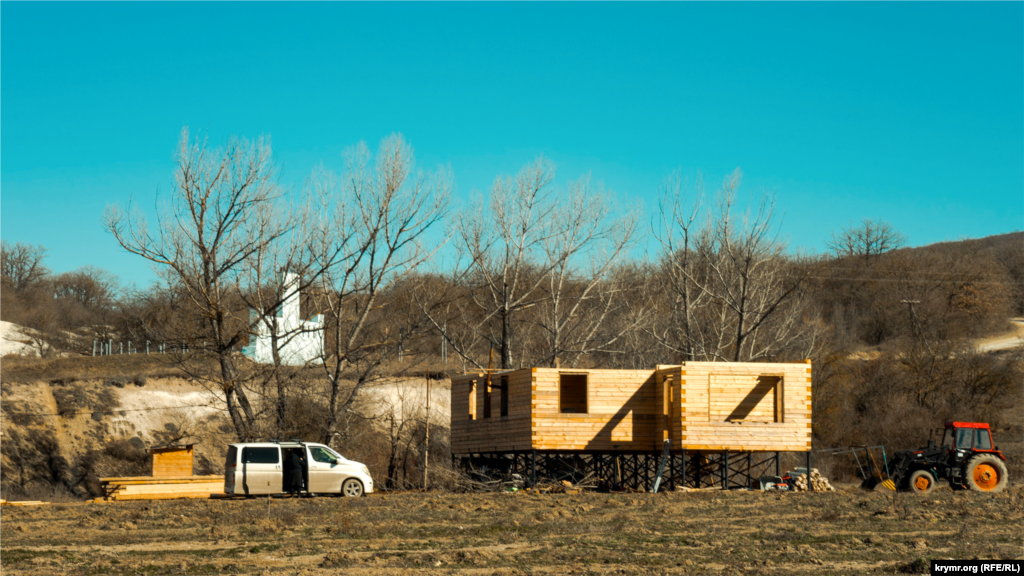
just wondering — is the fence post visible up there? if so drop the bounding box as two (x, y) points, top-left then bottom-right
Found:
(92, 340), (96, 356)
(146, 341), (150, 355)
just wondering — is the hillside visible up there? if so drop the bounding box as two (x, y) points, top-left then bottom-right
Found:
(0, 353), (450, 501)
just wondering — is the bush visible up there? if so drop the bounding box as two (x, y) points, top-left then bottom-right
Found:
(50, 383), (120, 418)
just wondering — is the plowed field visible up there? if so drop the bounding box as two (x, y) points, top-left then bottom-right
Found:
(1, 486), (1021, 575)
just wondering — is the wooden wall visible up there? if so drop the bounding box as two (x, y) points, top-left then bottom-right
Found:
(449, 361), (812, 455)
(150, 446), (194, 477)
(668, 361), (812, 452)
(450, 369), (533, 454)
(532, 369), (658, 451)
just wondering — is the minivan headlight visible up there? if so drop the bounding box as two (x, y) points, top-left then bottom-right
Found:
(360, 465), (370, 477)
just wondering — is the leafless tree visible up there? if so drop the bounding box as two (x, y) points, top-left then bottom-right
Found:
(233, 193), (329, 437)
(654, 169), (817, 362)
(309, 135), (449, 446)
(451, 157), (557, 369)
(1, 241), (49, 294)
(106, 127), (295, 440)
(440, 159), (639, 370)
(652, 171), (711, 361)
(534, 175), (640, 367)
(827, 218), (906, 260)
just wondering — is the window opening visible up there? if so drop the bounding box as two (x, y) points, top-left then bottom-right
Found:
(559, 374), (588, 414)
(483, 377), (492, 418)
(500, 376), (509, 417)
(723, 375), (780, 423)
(768, 376), (784, 423)
(467, 379), (477, 420)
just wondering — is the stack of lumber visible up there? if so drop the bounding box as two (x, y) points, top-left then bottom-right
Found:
(791, 469), (836, 492)
(97, 475), (224, 501)
(0, 499), (49, 506)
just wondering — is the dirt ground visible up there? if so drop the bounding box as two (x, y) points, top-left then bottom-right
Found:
(1, 485), (1021, 576)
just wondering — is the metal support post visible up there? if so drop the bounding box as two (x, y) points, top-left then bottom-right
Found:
(807, 451), (813, 492)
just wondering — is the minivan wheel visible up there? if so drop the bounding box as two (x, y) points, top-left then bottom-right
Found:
(342, 478), (364, 497)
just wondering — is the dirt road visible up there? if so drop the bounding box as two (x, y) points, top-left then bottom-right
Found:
(2, 486), (1021, 575)
(976, 319), (1024, 353)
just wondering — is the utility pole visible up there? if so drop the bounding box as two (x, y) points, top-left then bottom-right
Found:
(424, 370), (430, 491)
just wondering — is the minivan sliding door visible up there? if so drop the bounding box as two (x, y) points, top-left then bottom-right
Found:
(242, 447), (283, 494)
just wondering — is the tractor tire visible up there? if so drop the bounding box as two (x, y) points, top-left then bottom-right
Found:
(908, 470), (935, 494)
(964, 454), (1008, 493)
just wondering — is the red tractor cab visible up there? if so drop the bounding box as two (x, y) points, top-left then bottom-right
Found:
(889, 422), (1008, 493)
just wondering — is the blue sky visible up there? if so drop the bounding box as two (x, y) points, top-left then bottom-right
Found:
(2, 2), (1022, 288)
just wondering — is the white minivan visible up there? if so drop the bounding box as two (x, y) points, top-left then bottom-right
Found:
(223, 441), (373, 497)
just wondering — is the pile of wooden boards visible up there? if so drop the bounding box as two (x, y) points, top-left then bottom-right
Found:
(95, 475), (224, 501)
(0, 499), (49, 507)
(791, 468), (836, 492)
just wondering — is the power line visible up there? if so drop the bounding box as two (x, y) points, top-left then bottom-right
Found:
(2, 403), (218, 417)
(798, 274), (1012, 286)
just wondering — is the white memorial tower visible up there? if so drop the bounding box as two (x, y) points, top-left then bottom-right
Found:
(242, 272), (325, 366)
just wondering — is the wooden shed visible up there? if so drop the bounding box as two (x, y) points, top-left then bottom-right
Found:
(450, 361), (812, 455)
(149, 445), (195, 477)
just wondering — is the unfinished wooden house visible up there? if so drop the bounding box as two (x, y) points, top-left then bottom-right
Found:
(450, 361), (812, 490)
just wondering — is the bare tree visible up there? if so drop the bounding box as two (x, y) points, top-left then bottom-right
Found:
(234, 194), (327, 437)
(0, 241), (49, 294)
(452, 158), (558, 369)
(827, 218), (906, 260)
(652, 171), (711, 361)
(654, 169), (817, 362)
(430, 160), (641, 370)
(534, 175), (640, 367)
(309, 135), (449, 446)
(106, 127), (295, 440)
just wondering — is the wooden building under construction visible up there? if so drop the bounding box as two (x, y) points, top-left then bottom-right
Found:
(450, 361), (813, 490)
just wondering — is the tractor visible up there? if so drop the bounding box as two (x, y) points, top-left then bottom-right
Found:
(888, 422), (1009, 493)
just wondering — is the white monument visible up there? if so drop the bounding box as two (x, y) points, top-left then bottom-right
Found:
(242, 272), (324, 366)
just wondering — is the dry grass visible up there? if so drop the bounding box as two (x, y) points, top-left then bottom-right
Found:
(1, 485), (1020, 575)
(0, 354), (190, 385)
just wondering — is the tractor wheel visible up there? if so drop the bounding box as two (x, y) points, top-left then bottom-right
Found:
(964, 454), (1008, 493)
(908, 470), (935, 494)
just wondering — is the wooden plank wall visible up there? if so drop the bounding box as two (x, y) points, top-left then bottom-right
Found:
(673, 361), (812, 452)
(150, 447), (194, 477)
(450, 361), (813, 455)
(532, 369), (659, 451)
(450, 369), (533, 453)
